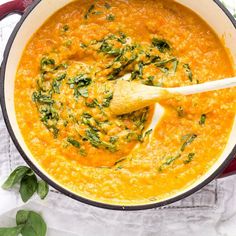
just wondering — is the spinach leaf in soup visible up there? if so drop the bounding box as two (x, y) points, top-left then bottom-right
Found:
(67, 138), (81, 148)
(102, 92), (113, 107)
(84, 4), (95, 19)
(184, 153), (195, 164)
(199, 114), (207, 125)
(106, 14), (115, 21)
(181, 134), (197, 152)
(159, 154), (181, 171)
(85, 128), (117, 152)
(52, 73), (66, 94)
(183, 63), (193, 82)
(62, 24), (69, 32)
(67, 74), (92, 99)
(152, 38), (171, 53)
(40, 57), (55, 72)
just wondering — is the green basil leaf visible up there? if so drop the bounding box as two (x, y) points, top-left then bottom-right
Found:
(19, 173), (38, 202)
(37, 180), (49, 200)
(0, 225), (23, 236)
(16, 211), (47, 236)
(2, 166), (30, 190)
(16, 210), (29, 225)
(183, 64), (193, 82)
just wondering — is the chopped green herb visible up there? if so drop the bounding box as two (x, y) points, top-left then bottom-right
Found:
(86, 98), (101, 108)
(52, 73), (66, 94)
(108, 55), (137, 80)
(65, 40), (72, 47)
(145, 76), (155, 86)
(159, 154), (181, 171)
(199, 114), (207, 125)
(68, 74), (91, 99)
(67, 74), (92, 87)
(152, 38), (171, 53)
(183, 64), (193, 82)
(85, 129), (117, 152)
(184, 153), (195, 164)
(138, 129), (152, 142)
(114, 158), (126, 165)
(181, 134), (197, 152)
(56, 73), (67, 81)
(32, 92), (54, 104)
(40, 57), (55, 71)
(110, 136), (118, 144)
(155, 57), (177, 67)
(115, 166), (123, 170)
(99, 40), (121, 56)
(80, 148), (87, 156)
(82, 112), (92, 119)
(67, 138), (81, 148)
(38, 104), (59, 138)
(102, 92), (113, 107)
(106, 14), (115, 21)
(54, 63), (68, 70)
(85, 129), (101, 148)
(80, 43), (87, 48)
(173, 59), (179, 73)
(62, 25), (69, 32)
(84, 4), (95, 19)
(164, 154), (181, 165)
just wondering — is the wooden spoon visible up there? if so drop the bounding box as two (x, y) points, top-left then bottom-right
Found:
(110, 77), (236, 115)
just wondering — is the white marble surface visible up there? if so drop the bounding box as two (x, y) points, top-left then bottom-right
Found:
(0, 1), (236, 236)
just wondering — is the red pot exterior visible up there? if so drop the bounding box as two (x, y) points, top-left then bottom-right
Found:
(0, 0), (32, 20)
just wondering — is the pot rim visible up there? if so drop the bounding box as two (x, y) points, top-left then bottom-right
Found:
(0, 0), (236, 211)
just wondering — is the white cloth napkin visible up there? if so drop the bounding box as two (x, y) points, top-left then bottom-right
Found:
(0, 1), (236, 235)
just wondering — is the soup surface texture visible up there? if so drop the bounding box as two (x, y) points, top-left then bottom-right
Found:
(15, 0), (236, 205)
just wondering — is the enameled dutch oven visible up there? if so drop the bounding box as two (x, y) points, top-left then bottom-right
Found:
(0, 0), (236, 211)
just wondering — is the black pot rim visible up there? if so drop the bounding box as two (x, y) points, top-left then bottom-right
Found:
(0, 0), (236, 211)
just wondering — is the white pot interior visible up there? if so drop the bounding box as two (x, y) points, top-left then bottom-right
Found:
(3, 0), (236, 207)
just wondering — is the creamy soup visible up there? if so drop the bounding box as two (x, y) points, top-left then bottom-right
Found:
(15, 0), (236, 205)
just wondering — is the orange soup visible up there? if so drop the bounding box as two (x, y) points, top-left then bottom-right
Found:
(15, 0), (236, 205)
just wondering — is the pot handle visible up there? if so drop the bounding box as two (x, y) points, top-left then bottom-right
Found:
(220, 157), (236, 178)
(0, 0), (33, 20)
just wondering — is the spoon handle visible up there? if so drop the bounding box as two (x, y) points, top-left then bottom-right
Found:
(167, 77), (236, 95)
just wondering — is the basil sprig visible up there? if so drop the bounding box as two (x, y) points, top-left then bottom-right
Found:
(0, 210), (47, 236)
(2, 166), (49, 202)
